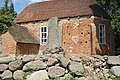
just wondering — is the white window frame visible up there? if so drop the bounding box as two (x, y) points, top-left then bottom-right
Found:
(99, 24), (106, 44)
(40, 26), (48, 45)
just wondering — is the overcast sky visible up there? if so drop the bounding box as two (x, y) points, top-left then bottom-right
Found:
(0, 0), (48, 15)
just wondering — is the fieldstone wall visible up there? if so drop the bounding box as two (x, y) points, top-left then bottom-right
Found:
(0, 48), (119, 80)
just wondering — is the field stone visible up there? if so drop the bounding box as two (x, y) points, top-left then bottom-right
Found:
(92, 55), (105, 61)
(36, 54), (49, 61)
(47, 58), (58, 66)
(9, 60), (23, 71)
(1, 70), (13, 80)
(22, 55), (36, 63)
(59, 47), (64, 52)
(0, 54), (6, 57)
(23, 60), (47, 71)
(48, 66), (65, 78)
(51, 53), (63, 59)
(69, 61), (84, 76)
(0, 55), (15, 64)
(16, 55), (23, 60)
(59, 57), (70, 68)
(107, 56), (120, 65)
(111, 66), (120, 76)
(13, 70), (25, 80)
(26, 70), (49, 80)
(51, 48), (59, 54)
(43, 50), (50, 54)
(71, 56), (81, 62)
(78, 77), (86, 80)
(0, 64), (8, 72)
(81, 56), (93, 62)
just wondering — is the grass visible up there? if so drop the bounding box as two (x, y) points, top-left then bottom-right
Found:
(107, 69), (120, 80)
(22, 70), (33, 80)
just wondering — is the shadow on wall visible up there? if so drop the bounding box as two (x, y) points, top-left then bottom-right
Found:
(90, 4), (114, 55)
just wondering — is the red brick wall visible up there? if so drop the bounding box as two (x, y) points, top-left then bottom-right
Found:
(62, 17), (114, 55)
(16, 43), (39, 54)
(62, 18), (92, 55)
(1, 32), (40, 55)
(1, 32), (16, 55)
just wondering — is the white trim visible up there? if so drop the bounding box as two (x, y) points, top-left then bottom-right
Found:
(40, 26), (48, 45)
(99, 24), (106, 44)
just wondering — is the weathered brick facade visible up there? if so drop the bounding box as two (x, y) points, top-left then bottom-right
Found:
(61, 17), (114, 55)
(17, 16), (114, 55)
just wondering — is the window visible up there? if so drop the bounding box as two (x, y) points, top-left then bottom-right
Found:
(99, 24), (106, 44)
(40, 26), (48, 45)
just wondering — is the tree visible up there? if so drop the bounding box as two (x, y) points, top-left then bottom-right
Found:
(112, 8), (120, 51)
(96, 0), (120, 51)
(0, 0), (16, 34)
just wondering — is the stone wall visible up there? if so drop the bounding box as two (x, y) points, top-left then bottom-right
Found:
(0, 48), (119, 80)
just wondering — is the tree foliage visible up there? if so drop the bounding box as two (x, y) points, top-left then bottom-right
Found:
(96, 0), (120, 51)
(0, 0), (17, 34)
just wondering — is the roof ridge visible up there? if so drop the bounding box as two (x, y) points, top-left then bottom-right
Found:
(28, 0), (55, 5)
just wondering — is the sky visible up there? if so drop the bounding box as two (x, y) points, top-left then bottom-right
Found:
(0, 0), (48, 15)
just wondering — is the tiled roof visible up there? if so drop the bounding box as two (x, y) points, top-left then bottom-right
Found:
(8, 26), (39, 44)
(16, 0), (111, 23)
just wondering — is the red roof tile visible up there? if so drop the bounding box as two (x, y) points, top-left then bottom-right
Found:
(16, 0), (111, 23)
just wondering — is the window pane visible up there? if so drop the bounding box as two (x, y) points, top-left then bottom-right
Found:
(100, 38), (102, 43)
(41, 27), (44, 32)
(103, 32), (105, 38)
(44, 33), (47, 38)
(42, 33), (47, 38)
(100, 26), (102, 30)
(44, 27), (47, 32)
(104, 26), (105, 31)
(42, 39), (44, 43)
(99, 24), (106, 44)
(42, 33), (44, 38)
(100, 32), (102, 37)
(102, 25), (104, 31)
(44, 39), (47, 42)
(103, 38), (106, 44)
(104, 38), (106, 43)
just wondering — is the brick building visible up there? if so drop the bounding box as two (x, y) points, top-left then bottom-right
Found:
(1, 0), (114, 55)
